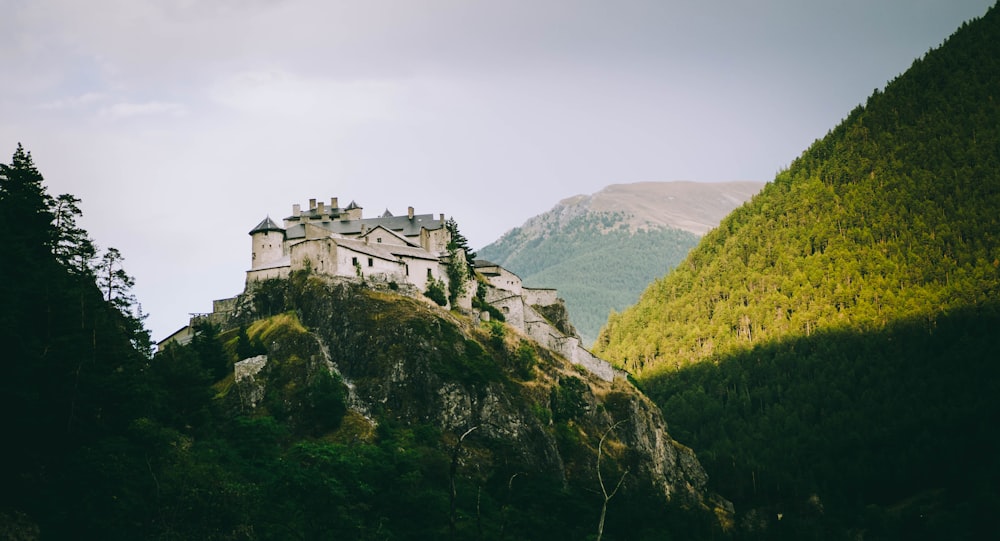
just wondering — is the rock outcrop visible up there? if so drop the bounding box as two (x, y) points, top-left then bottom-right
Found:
(223, 273), (728, 519)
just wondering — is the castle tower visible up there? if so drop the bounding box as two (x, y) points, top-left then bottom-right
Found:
(249, 216), (285, 269)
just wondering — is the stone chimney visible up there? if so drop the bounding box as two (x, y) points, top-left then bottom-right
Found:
(309, 198), (317, 210)
(440, 213), (445, 224)
(408, 206), (414, 219)
(331, 197), (339, 209)
(317, 201), (325, 216)
(292, 203), (301, 216)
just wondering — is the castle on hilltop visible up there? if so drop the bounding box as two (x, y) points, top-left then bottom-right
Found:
(247, 197), (453, 293)
(159, 196), (623, 382)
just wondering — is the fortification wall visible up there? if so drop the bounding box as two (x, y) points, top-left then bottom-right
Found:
(523, 287), (558, 307)
(485, 267), (523, 295)
(246, 264), (291, 284)
(290, 239), (341, 275)
(522, 304), (616, 382)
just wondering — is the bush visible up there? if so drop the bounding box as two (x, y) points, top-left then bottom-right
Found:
(514, 341), (537, 379)
(424, 277), (447, 307)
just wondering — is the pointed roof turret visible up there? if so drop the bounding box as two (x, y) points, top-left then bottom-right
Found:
(249, 216), (284, 235)
(346, 200), (361, 210)
(380, 208), (394, 218)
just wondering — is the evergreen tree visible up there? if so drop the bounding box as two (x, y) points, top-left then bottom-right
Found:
(445, 217), (474, 304)
(50, 193), (97, 276)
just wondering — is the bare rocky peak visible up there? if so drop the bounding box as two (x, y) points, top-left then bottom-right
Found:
(557, 181), (765, 235)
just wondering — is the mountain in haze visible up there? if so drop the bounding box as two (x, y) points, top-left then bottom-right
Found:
(479, 181), (764, 345)
(596, 4), (1000, 538)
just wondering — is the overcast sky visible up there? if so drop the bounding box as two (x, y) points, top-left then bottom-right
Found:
(1, 0), (993, 341)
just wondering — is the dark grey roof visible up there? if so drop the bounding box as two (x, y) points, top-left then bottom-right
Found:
(380, 209), (393, 218)
(284, 213), (445, 240)
(474, 259), (499, 268)
(249, 216), (284, 235)
(346, 200), (361, 210)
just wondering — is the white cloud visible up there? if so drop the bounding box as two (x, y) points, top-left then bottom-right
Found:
(37, 92), (108, 110)
(210, 69), (405, 122)
(100, 101), (187, 118)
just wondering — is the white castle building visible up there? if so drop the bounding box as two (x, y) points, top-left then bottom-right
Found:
(160, 196), (624, 382)
(247, 197), (453, 293)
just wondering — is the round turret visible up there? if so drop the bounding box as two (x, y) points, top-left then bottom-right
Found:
(249, 216), (285, 269)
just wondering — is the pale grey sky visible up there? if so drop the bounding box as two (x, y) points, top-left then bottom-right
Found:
(1, 0), (993, 341)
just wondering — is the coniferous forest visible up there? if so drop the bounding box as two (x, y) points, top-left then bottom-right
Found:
(479, 210), (700, 345)
(595, 4), (1000, 538)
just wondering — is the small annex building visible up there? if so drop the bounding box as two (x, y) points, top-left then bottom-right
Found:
(247, 197), (453, 292)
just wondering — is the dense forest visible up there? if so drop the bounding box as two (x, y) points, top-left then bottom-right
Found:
(0, 146), (721, 539)
(594, 4), (1000, 538)
(595, 6), (1000, 374)
(480, 210), (699, 345)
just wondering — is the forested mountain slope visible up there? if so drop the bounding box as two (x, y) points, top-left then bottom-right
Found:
(480, 181), (762, 345)
(595, 7), (1000, 375)
(593, 4), (1000, 538)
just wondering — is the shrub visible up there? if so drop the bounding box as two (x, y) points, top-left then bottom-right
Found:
(424, 277), (447, 306)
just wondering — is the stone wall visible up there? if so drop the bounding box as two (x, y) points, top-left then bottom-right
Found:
(290, 239), (341, 276)
(246, 262), (291, 284)
(487, 286), (618, 383)
(523, 287), (558, 307)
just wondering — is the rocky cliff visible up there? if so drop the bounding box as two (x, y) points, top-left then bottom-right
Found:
(221, 272), (729, 532)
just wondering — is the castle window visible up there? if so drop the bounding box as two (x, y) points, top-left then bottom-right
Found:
(377, 237), (382, 243)
(368, 258), (373, 267)
(427, 268), (433, 279)
(352, 257), (358, 266)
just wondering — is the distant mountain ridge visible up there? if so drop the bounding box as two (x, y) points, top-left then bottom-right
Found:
(560, 181), (766, 235)
(479, 181), (763, 344)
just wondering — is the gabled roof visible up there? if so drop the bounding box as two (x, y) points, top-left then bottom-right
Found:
(335, 236), (441, 262)
(249, 216), (284, 235)
(361, 224), (420, 247)
(284, 213), (445, 240)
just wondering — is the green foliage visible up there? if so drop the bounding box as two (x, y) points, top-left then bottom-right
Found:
(590, 9), (1000, 537)
(251, 278), (288, 316)
(445, 218), (474, 304)
(473, 279), (506, 321)
(513, 341), (537, 380)
(425, 275), (448, 306)
(595, 5), (1000, 375)
(486, 319), (506, 349)
(551, 376), (590, 422)
(191, 321), (230, 380)
(299, 369), (348, 435)
(645, 303), (1000, 539)
(0, 145), (154, 532)
(480, 210), (699, 344)
(235, 323), (267, 360)
(446, 216), (477, 272)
